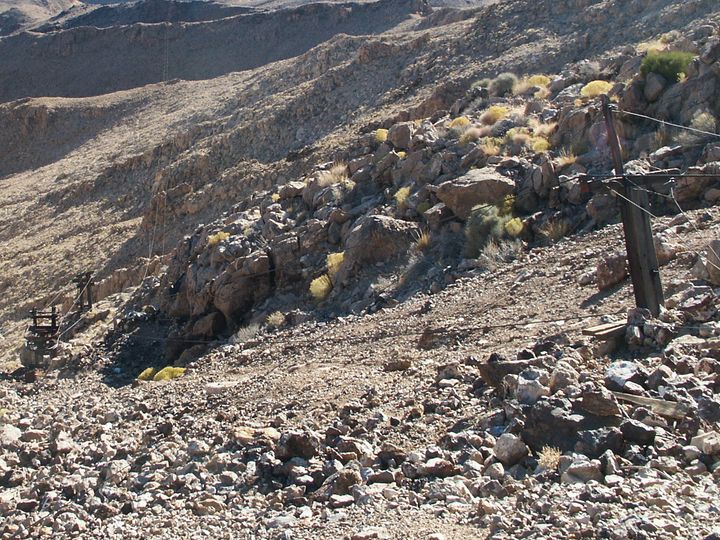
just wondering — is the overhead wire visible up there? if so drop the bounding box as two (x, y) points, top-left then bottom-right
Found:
(668, 186), (720, 273)
(608, 185), (720, 274)
(51, 275), (95, 349)
(613, 107), (720, 140)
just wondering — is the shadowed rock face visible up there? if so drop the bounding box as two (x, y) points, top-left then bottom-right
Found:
(0, 0), (421, 103)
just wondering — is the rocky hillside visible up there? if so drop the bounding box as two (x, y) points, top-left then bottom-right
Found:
(0, 0), (76, 36)
(0, 0), (430, 102)
(1, 0), (720, 538)
(1, 0), (717, 348)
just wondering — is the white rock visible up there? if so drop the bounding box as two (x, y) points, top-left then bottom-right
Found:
(561, 459), (603, 484)
(683, 445), (702, 461)
(691, 431), (720, 456)
(517, 377), (550, 404)
(329, 494), (355, 508)
(352, 527), (391, 540)
(205, 382), (240, 395)
(550, 361), (579, 393)
(0, 425), (21, 446)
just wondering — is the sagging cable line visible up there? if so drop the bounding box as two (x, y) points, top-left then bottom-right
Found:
(609, 186), (720, 274)
(613, 107), (720, 140)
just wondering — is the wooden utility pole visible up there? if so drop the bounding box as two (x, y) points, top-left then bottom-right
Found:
(601, 95), (664, 316)
(72, 272), (95, 312)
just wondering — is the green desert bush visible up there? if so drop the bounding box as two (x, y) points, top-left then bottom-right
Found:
(464, 205), (511, 258)
(447, 116), (472, 140)
(641, 50), (694, 83)
(489, 72), (518, 96)
(531, 137), (551, 153)
(479, 137), (502, 156)
(513, 74), (551, 96)
(480, 105), (509, 126)
(471, 78), (492, 89)
(416, 201), (432, 215)
(137, 367), (156, 381)
(449, 116), (471, 129)
(498, 194), (516, 216)
(504, 217), (524, 237)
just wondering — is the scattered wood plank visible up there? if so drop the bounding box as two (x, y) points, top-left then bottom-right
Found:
(612, 391), (689, 420)
(582, 322), (627, 341)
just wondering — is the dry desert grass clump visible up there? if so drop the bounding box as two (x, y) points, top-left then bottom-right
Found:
(310, 274), (333, 300)
(538, 446), (562, 471)
(317, 163), (348, 187)
(556, 148), (577, 168)
(326, 252), (344, 278)
(459, 126), (485, 146)
(208, 231), (230, 246)
(266, 311), (285, 328)
(394, 186), (411, 206)
(580, 80), (613, 98)
(480, 105), (509, 126)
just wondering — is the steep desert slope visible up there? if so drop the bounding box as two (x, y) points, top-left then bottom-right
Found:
(0, 0), (718, 360)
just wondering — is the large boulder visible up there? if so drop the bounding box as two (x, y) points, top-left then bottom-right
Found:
(522, 397), (619, 452)
(674, 163), (719, 202)
(433, 168), (515, 220)
(643, 72), (667, 102)
(388, 122), (415, 150)
(596, 253), (627, 291)
(494, 433), (528, 466)
(276, 430), (322, 460)
(336, 216), (419, 283)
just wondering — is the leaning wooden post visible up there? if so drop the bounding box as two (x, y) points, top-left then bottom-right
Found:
(601, 95), (664, 316)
